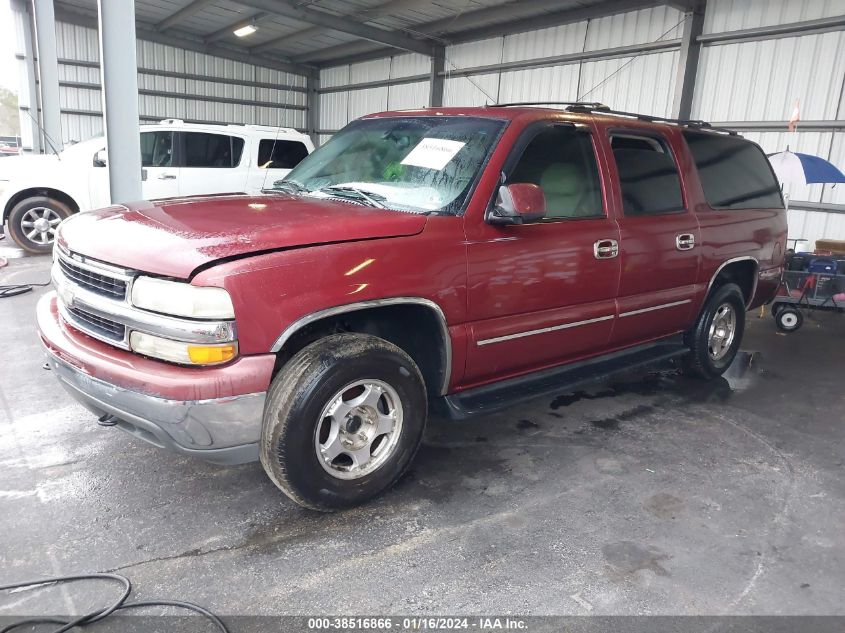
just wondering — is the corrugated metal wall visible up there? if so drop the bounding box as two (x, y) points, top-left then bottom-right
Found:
(319, 52), (431, 134)
(692, 0), (845, 249)
(318, 0), (845, 246)
(320, 6), (685, 131)
(53, 21), (307, 144)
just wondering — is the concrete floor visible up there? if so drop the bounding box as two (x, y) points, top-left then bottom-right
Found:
(1, 247), (844, 618)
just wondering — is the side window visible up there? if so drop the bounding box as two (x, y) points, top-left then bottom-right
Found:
(682, 131), (784, 209)
(182, 133), (245, 168)
(610, 133), (685, 216)
(140, 131), (173, 168)
(258, 139), (309, 169)
(506, 125), (603, 219)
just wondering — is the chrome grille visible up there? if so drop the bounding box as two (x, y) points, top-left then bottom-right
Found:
(58, 254), (127, 300)
(66, 305), (126, 342)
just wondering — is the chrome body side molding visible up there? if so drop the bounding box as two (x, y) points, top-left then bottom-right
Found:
(618, 299), (692, 318)
(476, 315), (615, 347)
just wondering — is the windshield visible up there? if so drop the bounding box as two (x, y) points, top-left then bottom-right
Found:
(276, 116), (506, 214)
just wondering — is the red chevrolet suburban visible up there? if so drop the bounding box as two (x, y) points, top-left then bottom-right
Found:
(37, 104), (787, 510)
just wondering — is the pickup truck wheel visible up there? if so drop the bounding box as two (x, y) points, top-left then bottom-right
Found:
(7, 196), (72, 253)
(683, 283), (745, 379)
(260, 333), (427, 511)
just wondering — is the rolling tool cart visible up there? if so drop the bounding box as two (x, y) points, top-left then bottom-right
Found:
(771, 252), (845, 332)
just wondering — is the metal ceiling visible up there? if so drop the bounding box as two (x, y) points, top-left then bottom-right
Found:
(52, 0), (687, 77)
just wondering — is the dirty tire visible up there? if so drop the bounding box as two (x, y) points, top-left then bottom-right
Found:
(775, 307), (803, 333)
(260, 333), (427, 512)
(683, 283), (746, 379)
(7, 196), (73, 253)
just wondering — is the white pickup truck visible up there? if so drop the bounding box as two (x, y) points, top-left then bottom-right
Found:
(0, 119), (314, 252)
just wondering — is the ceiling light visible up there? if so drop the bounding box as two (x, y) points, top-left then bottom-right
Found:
(233, 24), (258, 37)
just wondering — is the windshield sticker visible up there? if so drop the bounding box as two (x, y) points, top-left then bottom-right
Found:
(400, 138), (466, 171)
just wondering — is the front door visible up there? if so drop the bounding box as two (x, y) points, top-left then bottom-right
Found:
(463, 122), (621, 388)
(599, 127), (701, 347)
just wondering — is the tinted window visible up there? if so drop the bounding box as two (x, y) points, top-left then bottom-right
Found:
(611, 134), (684, 216)
(140, 131), (173, 167)
(182, 133), (244, 168)
(507, 126), (603, 219)
(683, 131), (784, 209)
(258, 139), (309, 169)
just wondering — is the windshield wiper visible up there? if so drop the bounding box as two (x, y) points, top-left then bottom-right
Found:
(263, 180), (307, 194)
(319, 185), (387, 209)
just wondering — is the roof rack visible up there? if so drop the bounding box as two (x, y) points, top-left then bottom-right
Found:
(491, 101), (611, 111)
(490, 102), (739, 136)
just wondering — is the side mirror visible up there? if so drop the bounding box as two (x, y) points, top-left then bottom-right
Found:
(487, 183), (546, 225)
(93, 148), (107, 167)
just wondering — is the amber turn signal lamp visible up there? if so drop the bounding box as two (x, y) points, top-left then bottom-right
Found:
(187, 344), (237, 365)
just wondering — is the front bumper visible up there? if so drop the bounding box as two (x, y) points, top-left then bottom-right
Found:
(37, 292), (275, 465)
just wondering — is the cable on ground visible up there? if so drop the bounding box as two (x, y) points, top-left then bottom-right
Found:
(0, 573), (229, 633)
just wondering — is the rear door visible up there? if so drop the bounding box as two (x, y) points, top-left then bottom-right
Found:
(599, 126), (701, 347)
(463, 121), (621, 387)
(176, 132), (249, 197)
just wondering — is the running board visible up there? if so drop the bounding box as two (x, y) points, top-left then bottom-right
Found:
(437, 338), (688, 420)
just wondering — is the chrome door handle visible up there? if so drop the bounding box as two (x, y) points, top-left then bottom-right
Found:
(676, 233), (695, 250)
(158, 173), (177, 180)
(594, 239), (619, 259)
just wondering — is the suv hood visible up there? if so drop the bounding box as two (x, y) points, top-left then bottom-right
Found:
(58, 194), (428, 278)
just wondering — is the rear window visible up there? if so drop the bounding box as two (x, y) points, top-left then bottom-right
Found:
(682, 131), (783, 209)
(258, 139), (309, 169)
(611, 133), (685, 216)
(182, 132), (245, 168)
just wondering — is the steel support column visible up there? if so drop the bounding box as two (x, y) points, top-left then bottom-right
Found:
(32, 0), (62, 152)
(429, 48), (445, 107)
(307, 74), (321, 147)
(97, 0), (142, 203)
(672, 0), (706, 120)
(12, 0), (42, 153)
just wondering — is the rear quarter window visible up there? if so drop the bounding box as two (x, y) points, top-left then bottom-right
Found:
(258, 139), (309, 169)
(682, 131), (784, 209)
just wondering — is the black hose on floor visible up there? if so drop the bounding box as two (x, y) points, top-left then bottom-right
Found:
(0, 573), (229, 633)
(0, 280), (51, 298)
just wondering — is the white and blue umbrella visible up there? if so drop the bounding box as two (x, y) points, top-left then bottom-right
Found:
(767, 149), (845, 186)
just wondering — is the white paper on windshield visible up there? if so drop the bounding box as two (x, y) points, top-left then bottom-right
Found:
(400, 138), (466, 171)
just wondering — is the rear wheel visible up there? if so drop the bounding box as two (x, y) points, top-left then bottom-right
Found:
(684, 283), (746, 379)
(260, 333), (427, 511)
(7, 196), (73, 253)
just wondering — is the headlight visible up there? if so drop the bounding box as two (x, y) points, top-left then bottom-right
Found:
(130, 332), (237, 366)
(131, 276), (235, 319)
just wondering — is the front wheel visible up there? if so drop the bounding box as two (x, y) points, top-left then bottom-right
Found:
(260, 333), (428, 511)
(7, 196), (73, 253)
(684, 283), (746, 379)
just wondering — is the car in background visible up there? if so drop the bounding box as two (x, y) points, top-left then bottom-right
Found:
(0, 142), (21, 157)
(0, 119), (313, 252)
